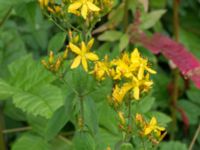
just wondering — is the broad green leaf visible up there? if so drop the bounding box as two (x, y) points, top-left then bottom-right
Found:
(73, 131), (95, 150)
(12, 133), (50, 150)
(133, 96), (155, 113)
(98, 30), (123, 42)
(28, 92), (74, 140)
(50, 137), (73, 150)
(178, 99), (200, 125)
(108, 3), (124, 26)
(8, 55), (54, 91)
(48, 32), (67, 52)
(140, 9), (166, 29)
(120, 143), (134, 150)
(148, 111), (172, 126)
(0, 79), (16, 100)
(84, 97), (98, 134)
(159, 141), (187, 150)
(187, 88), (200, 105)
(95, 128), (121, 150)
(119, 34), (129, 51)
(13, 84), (64, 119)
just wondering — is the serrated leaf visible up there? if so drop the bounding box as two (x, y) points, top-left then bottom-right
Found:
(28, 92), (74, 140)
(119, 34), (129, 51)
(13, 84), (64, 119)
(48, 32), (67, 52)
(0, 78), (16, 100)
(141, 9), (166, 29)
(73, 131), (95, 150)
(98, 30), (123, 42)
(12, 133), (50, 150)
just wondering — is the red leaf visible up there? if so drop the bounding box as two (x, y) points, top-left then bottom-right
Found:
(131, 32), (200, 88)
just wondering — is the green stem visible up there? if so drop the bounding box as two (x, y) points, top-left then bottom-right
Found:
(189, 124), (200, 150)
(125, 98), (132, 142)
(123, 0), (129, 32)
(170, 0), (180, 140)
(0, 108), (6, 150)
(0, 7), (12, 27)
(79, 96), (84, 130)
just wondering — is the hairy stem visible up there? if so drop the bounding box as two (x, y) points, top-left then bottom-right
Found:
(170, 0), (180, 140)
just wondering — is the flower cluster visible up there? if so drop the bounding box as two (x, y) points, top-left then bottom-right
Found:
(92, 48), (156, 106)
(41, 49), (68, 73)
(135, 113), (166, 144)
(38, 0), (114, 20)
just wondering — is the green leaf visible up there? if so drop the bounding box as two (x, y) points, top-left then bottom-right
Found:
(95, 128), (121, 150)
(13, 84), (64, 119)
(50, 138), (73, 150)
(159, 141), (187, 150)
(140, 9), (166, 29)
(148, 111), (172, 126)
(12, 133), (50, 150)
(187, 88), (200, 105)
(28, 92), (74, 140)
(73, 131), (95, 150)
(135, 96), (155, 113)
(98, 30), (123, 42)
(48, 32), (67, 52)
(0, 78), (16, 100)
(178, 99), (200, 125)
(119, 34), (129, 51)
(8, 55), (54, 91)
(120, 143), (134, 150)
(84, 97), (98, 134)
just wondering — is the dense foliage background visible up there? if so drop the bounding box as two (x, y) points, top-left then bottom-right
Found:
(0, 0), (200, 150)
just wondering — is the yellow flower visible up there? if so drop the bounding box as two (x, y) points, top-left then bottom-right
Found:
(68, 0), (100, 19)
(112, 84), (132, 104)
(38, 0), (49, 8)
(92, 55), (110, 80)
(69, 38), (99, 72)
(144, 117), (165, 136)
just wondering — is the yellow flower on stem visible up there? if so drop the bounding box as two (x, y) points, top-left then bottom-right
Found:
(144, 117), (165, 136)
(68, 0), (100, 19)
(69, 38), (99, 72)
(92, 55), (110, 80)
(38, 0), (49, 8)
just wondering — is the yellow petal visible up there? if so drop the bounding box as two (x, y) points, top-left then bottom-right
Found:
(85, 53), (99, 61)
(145, 66), (157, 74)
(81, 4), (88, 19)
(81, 41), (87, 53)
(87, 2), (100, 11)
(144, 126), (153, 135)
(87, 38), (94, 50)
(82, 57), (88, 72)
(138, 65), (144, 80)
(131, 48), (140, 58)
(150, 117), (157, 126)
(71, 56), (81, 69)
(68, 2), (82, 12)
(133, 86), (140, 100)
(69, 43), (81, 54)
(156, 126), (165, 131)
